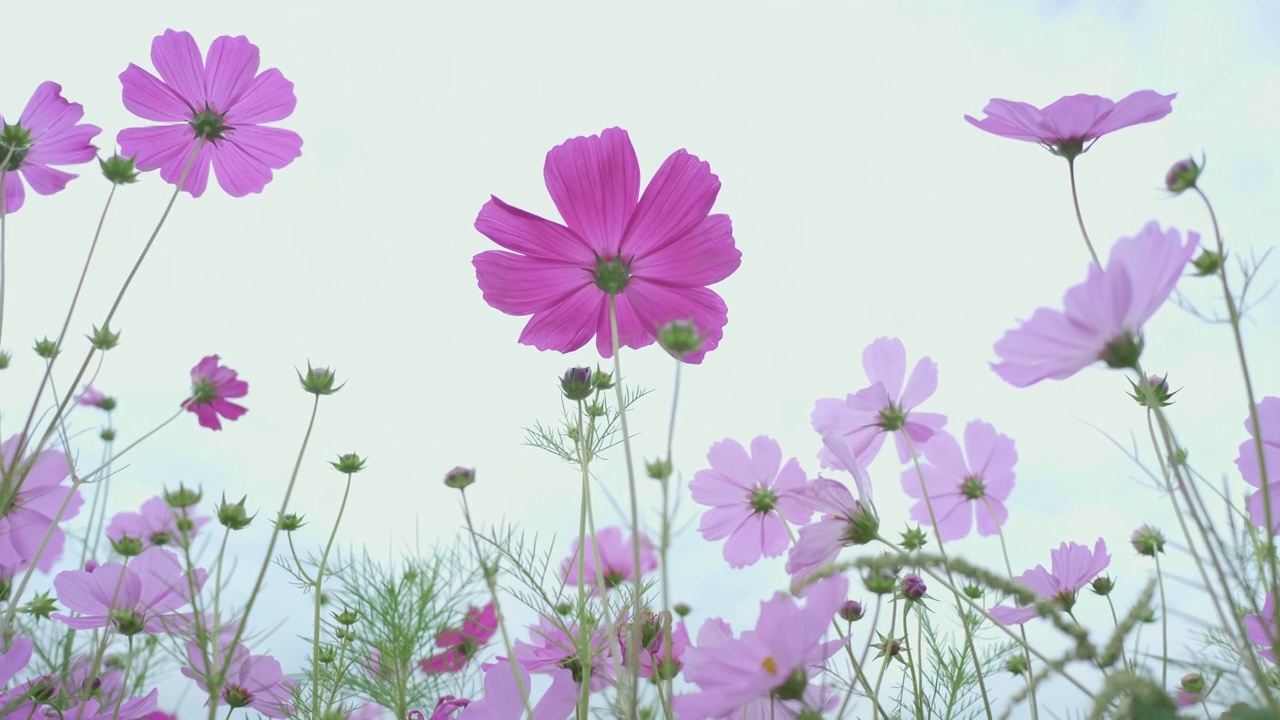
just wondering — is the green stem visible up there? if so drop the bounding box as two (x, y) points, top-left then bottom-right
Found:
(312, 472), (354, 720)
(1066, 158), (1100, 266)
(1154, 552), (1168, 688)
(990, 500), (1038, 720)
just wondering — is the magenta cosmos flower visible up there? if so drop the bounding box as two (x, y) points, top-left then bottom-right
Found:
(185, 354), (248, 430)
(559, 525), (657, 594)
(53, 547), (207, 634)
(0, 435), (82, 572)
(107, 495), (210, 549)
(183, 641), (295, 718)
(900, 420), (1017, 542)
(1234, 396), (1280, 532)
(674, 574), (848, 719)
(690, 436), (813, 569)
(1244, 592), (1278, 664)
(989, 539), (1110, 625)
(0, 82), (100, 214)
(456, 658), (575, 720)
(422, 603), (497, 674)
(118, 29), (302, 197)
(992, 221), (1198, 388)
(473, 127), (740, 364)
(965, 91), (1175, 160)
(812, 336), (947, 466)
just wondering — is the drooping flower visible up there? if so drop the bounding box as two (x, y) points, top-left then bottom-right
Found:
(812, 337), (947, 466)
(673, 574), (848, 719)
(1234, 396), (1280, 532)
(989, 539), (1111, 625)
(0, 435), (82, 572)
(899, 420), (1017, 542)
(965, 91), (1176, 160)
(1173, 673), (1208, 707)
(0, 82), (101, 214)
(785, 475), (877, 591)
(689, 436), (813, 569)
(1244, 593), (1278, 664)
(53, 547), (207, 634)
(422, 603), (497, 674)
(118, 29), (303, 197)
(457, 658), (575, 720)
(107, 495), (210, 550)
(472, 127), (740, 364)
(991, 222), (1198, 388)
(559, 526), (658, 594)
(182, 640), (295, 718)
(185, 355), (248, 430)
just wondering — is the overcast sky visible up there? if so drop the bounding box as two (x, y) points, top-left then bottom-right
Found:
(4, 0), (1280, 716)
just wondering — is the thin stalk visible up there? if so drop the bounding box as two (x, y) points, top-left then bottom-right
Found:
(1066, 158), (1101, 266)
(990, 501), (1038, 720)
(312, 472), (354, 720)
(1154, 552), (1169, 688)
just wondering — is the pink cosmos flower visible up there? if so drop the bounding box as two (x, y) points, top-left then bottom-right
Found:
(785, 476), (875, 591)
(422, 603), (498, 674)
(0, 82), (100, 214)
(0, 435), (82, 572)
(634, 616), (689, 680)
(107, 495), (210, 550)
(689, 436), (813, 569)
(812, 336), (947, 466)
(427, 697), (470, 720)
(1234, 396), (1280, 532)
(118, 29), (302, 197)
(0, 636), (32, 686)
(673, 574), (848, 719)
(965, 91), (1176, 160)
(53, 547), (207, 634)
(473, 127), (740, 364)
(185, 355), (248, 430)
(989, 539), (1111, 625)
(1244, 593), (1278, 664)
(900, 420), (1017, 542)
(513, 615), (613, 693)
(991, 222), (1198, 388)
(457, 658), (576, 720)
(38, 690), (158, 720)
(75, 385), (113, 410)
(182, 640), (295, 718)
(559, 526), (658, 594)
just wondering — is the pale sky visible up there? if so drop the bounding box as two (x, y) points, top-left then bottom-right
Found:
(4, 0), (1280, 716)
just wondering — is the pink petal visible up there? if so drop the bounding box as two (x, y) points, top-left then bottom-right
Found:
(1038, 94), (1117, 141)
(629, 213), (739, 288)
(689, 472), (751, 508)
(223, 68), (297, 125)
(210, 399), (247, 421)
(150, 30), (208, 108)
(474, 196), (595, 263)
(862, 337), (907, 399)
(974, 498), (1008, 536)
(592, 289), (653, 359)
(748, 436), (783, 487)
(1108, 222), (1197, 329)
(698, 504), (750, 543)
(117, 124), (211, 197)
(191, 404), (223, 430)
(703, 439), (756, 491)
(991, 306), (1102, 387)
(723, 519), (765, 568)
(204, 35), (260, 113)
(542, 127), (639, 257)
(515, 283), (604, 353)
(1088, 91), (1177, 138)
(964, 99), (1048, 143)
(473, 251), (591, 315)
(19, 164), (76, 196)
(930, 496), (972, 541)
(120, 64), (193, 122)
(209, 125), (302, 196)
(1, 171), (26, 214)
(900, 355), (938, 409)
(621, 149), (720, 260)
(617, 281), (728, 364)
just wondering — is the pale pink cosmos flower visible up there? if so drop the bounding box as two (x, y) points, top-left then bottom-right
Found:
(785, 476), (875, 592)
(182, 640), (295, 718)
(0, 82), (100, 214)
(457, 658), (576, 720)
(812, 337), (947, 466)
(185, 355), (248, 430)
(673, 574), (848, 719)
(107, 495), (210, 550)
(38, 690), (158, 720)
(989, 539), (1111, 625)
(634, 617), (690, 680)
(900, 421), (1017, 542)
(75, 385), (113, 410)
(965, 91), (1176, 160)
(53, 547), (207, 634)
(689, 436), (813, 569)
(347, 702), (389, 720)
(118, 29), (302, 197)
(1234, 396), (1280, 532)
(513, 615), (612, 695)
(422, 603), (497, 674)
(0, 636), (33, 686)
(1244, 593), (1278, 664)
(992, 222), (1198, 388)
(473, 127), (740, 364)
(559, 526), (657, 594)
(0, 435), (82, 572)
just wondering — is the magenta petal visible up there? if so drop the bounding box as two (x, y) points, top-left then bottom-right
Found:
(150, 30), (207, 107)
(543, 127), (639, 256)
(1, 172), (26, 214)
(18, 83), (82, 137)
(474, 251), (591, 315)
(474, 197), (595, 263)
(204, 35), (260, 113)
(723, 519), (766, 568)
(699, 505), (749, 543)
(630, 214), (740, 288)
(118, 124), (210, 196)
(593, 290), (655, 359)
(974, 498), (1007, 536)
(515, 283), (604, 353)
(1038, 94), (1116, 141)
(621, 281), (728, 364)
(209, 126), (303, 197)
(223, 68), (297, 125)
(20, 164), (76, 196)
(989, 604), (1038, 626)
(964, 99), (1048, 143)
(1089, 91), (1177, 137)
(120, 64), (192, 122)
(622, 149), (720, 260)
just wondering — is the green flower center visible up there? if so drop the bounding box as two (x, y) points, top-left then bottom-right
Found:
(771, 667), (808, 701)
(0, 123), (32, 172)
(190, 105), (231, 141)
(223, 684), (253, 708)
(960, 475), (986, 500)
(191, 379), (218, 404)
(877, 403), (906, 432)
(1100, 332), (1143, 370)
(592, 255), (631, 294)
(1051, 138), (1087, 161)
(109, 608), (146, 636)
(149, 531), (172, 546)
(603, 569), (625, 589)
(749, 487), (777, 514)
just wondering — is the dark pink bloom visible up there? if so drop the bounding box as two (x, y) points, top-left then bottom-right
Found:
(473, 127), (740, 364)
(422, 603), (497, 674)
(965, 91), (1175, 159)
(900, 421), (1017, 542)
(0, 435), (82, 572)
(1234, 396), (1280, 532)
(182, 640), (294, 718)
(118, 29), (302, 197)
(989, 539), (1110, 625)
(992, 222), (1198, 388)
(107, 495), (210, 549)
(185, 354), (248, 430)
(0, 82), (100, 214)
(559, 526), (657, 594)
(428, 697), (469, 720)
(457, 658), (576, 720)
(1244, 593), (1278, 664)
(812, 336), (947, 466)
(673, 575), (848, 719)
(53, 547), (207, 633)
(690, 436), (813, 569)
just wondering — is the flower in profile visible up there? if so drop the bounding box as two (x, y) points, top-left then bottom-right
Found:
(107, 495), (210, 550)
(989, 539), (1111, 625)
(991, 222), (1198, 387)
(785, 474), (878, 592)
(53, 547), (207, 634)
(41, 690), (158, 720)
(812, 336), (947, 466)
(473, 127), (740, 364)
(117, 29), (302, 197)
(457, 658), (576, 720)
(689, 436), (813, 569)
(0, 82), (101, 214)
(182, 640), (294, 718)
(1234, 396), (1280, 532)
(1244, 593), (1278, 664)
(0, 435), (82, 572)
(513, 615), (612, 692)
(673, 574), (848, 719)
(965, 91), (1176, 160)
(428, 697), (469, 720)
(75, 385), (115, 411)
(185, 355), (248, 430)
(1174, 672), (1207, 707)
(899, 420), (1017, 542)
(422, 603), (498, 674)
(559, 526), (658, 594)
(631, 614), (689, 681)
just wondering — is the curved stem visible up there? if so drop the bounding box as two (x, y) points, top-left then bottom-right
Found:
(312, 472), (354, 720)
(1067, 159), (1101, 266)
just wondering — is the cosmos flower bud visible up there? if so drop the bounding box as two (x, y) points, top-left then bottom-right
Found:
(963, 584), (984, 600)
(99, 154), (140, 185)
(32, 337), (59, 359)
(217, 495), (255, 530)
(1164, 157), (1201, 194)
(646, 458), (672, 481)
(22, 591), (57, 620)
(88, 324), (121, 351)
(898, 525), (927, 551)
(443, 466), (475, 490)
(1191, 249), (1223, 277)
(838, 600), (865, 622)
(298, 364), (343, 396)
(330, 452), (366, 474)
(0, 351), (10, 369)
(110, 535), (144, 557)
(592, 367), (615, 390)
(99, 428), (116, 442)
(901, 573), (927, 601)
(332, 608), (359, 626)
(1179, 672), (1205, 693)
(1006, 654), (1028, 676)
(674, 602), (691, 617)
(1127, 374), (1177, 408)
(560, 366), (594, 401)
(317, 646), (337, 664)
(276, 513), (306, 532)
(1130, 525), (1166, 557)
(864, 567), (897, 595)
(658, 319), (704, 358)
(164, 484), (203, 509)
(1090, 575), (1116, 597)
